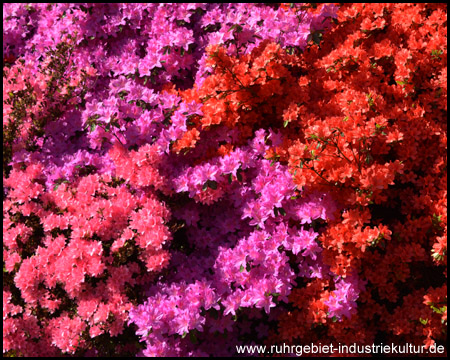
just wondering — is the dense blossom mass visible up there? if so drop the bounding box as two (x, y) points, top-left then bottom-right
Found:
(3, 3), (447, 357)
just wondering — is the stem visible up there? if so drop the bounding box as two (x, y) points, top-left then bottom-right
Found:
(303, 162), (338, 187)
(349, 142), (361, 173)
(97, 124), (126, 147)
(330, 136), (353, 164)
(218, 58), (258, 97)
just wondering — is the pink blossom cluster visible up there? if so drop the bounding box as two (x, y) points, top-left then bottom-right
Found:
(3, 3), (345, 357)
(323, 275), (367, 321)
(127, 131), (345, 356)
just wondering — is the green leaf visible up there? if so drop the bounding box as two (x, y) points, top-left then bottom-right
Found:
(240, 264), (245, 272)
(208, 180), (217, 190)
(284, 120), (289, 127)
(312, 32), (322, 45)
(430, 304), (446, 314)
(236, 169), (243, 182)
(189, 331), (198, 344)
(278, 207), (287, 216)
(90, 123), (96, 132)
(202, 183), (208, 191)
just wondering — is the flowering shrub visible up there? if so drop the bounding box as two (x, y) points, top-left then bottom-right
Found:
(3, 2), (447, 357)
(270, 3), (447, 352)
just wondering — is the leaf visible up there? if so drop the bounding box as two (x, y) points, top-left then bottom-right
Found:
(240, 264), (245, 272)
(208, 180), (217, 190)
(312, 32), (322, 45)
(202, 183), (208, 191)
(236, 169), (243, 182)
(189, 331), (198, 344)
(283, 120), (289, 127)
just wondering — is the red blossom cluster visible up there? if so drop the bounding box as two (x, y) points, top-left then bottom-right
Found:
(273, 3), (447, 350)
(170, 2), (447, 352)
(4, 161), (171, 355)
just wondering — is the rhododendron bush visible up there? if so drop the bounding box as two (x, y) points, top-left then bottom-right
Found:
(3, 3), (447, 357)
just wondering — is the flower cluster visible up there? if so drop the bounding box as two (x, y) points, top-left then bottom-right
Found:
(127, 130), (343, 356)
(3, 2), (447, 357)
(269, 3), (447, 352)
